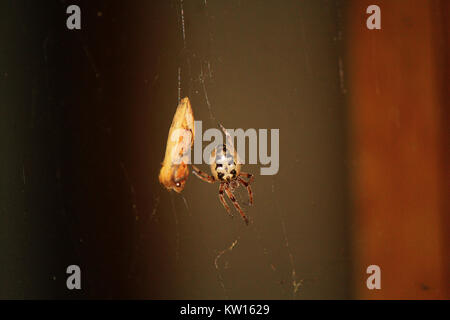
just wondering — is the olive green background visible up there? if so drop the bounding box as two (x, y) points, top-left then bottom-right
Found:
(0, 0), (350, 299)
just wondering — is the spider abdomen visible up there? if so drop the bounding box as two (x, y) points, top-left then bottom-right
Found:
(210, 144), (241, 182)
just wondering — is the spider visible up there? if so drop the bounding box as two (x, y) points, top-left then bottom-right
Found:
(192, 125), (254, 225)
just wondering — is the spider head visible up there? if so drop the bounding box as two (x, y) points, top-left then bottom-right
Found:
(229, 179), (239, 190)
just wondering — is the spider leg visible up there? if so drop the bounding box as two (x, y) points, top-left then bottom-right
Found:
(238, 172), (254, 184)
(224, 185), (249, 225)
(238, 177), (253, 206)
(192, 165), (215, 183)
(219, 183), (233, 217)
(219, 123), (235, 150)
(238, 172), (254, 205)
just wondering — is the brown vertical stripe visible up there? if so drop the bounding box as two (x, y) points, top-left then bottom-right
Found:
(347, 0), (449, 299)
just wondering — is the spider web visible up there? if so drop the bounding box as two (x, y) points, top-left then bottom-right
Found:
(149, 0), (303, 300)
(146, 0), (350, 299)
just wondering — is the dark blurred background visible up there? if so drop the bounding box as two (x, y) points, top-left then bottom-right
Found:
(0, 0), (448, 299)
